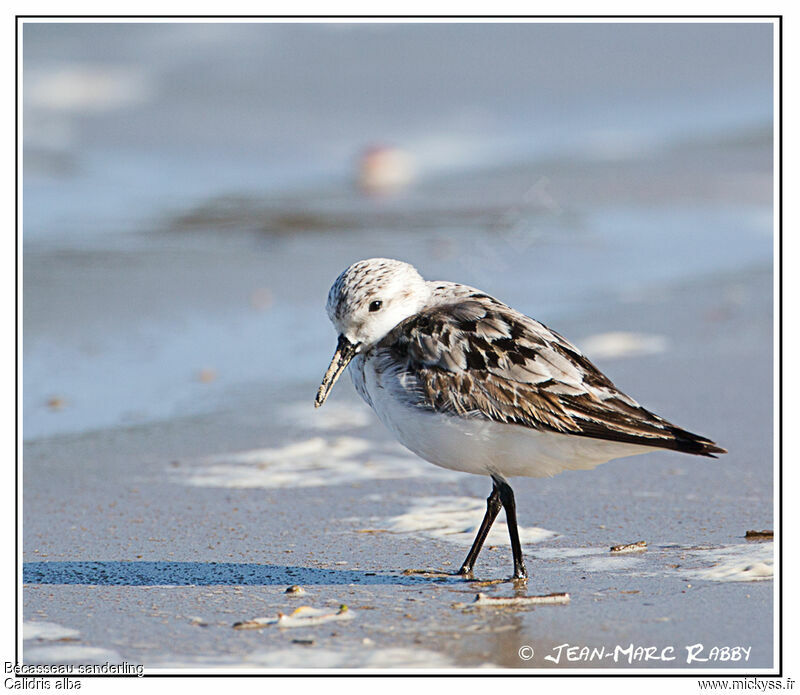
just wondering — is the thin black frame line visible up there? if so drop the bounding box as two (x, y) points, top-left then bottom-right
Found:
(14, 14), (783, 19)
(773, 15), (785, 674)
(14, 14), (20, 670)
(15, 14), (783, 679)
(12, 667), (783, 680)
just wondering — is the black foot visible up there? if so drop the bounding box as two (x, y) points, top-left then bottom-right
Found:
(410, 477), (532, 582)
(456, 564), (475, 578)
(461, 563), (525, 585)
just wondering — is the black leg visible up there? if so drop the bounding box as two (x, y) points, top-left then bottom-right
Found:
(458, 483), (502, 576)
(494, 477), (528, 579)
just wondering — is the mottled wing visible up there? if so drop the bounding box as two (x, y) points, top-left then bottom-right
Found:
(374, 293), (725, 457)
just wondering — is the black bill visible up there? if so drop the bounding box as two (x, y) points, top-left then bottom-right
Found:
(314, 334), (360, 408)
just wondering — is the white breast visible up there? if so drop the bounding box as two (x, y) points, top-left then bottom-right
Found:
(351, 355), (655, 480)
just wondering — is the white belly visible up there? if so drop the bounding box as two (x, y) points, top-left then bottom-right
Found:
(351, 359), (655, 480)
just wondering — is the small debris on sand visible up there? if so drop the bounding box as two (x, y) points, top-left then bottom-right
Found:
(745, 530), (773, 540)
(454, 592), (570, 608)
(610, 541), (648, 553)
(402, 569), (452, 578)
(233, 605), (353, 630)
(285, 585), (306, 596)
(470, 579), (505, 587)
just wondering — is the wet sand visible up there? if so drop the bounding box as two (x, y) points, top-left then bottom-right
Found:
(22, 262), (774, 671)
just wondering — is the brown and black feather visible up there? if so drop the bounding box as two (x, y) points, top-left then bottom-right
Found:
(375, 293), (726, 458)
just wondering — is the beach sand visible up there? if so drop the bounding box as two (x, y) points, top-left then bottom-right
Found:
(23, 259), (773, 670)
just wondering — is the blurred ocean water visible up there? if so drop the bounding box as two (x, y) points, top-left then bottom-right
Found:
(21, 21), (775, 439)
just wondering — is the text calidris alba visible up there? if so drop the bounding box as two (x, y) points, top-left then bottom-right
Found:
(315, 258), (725, 580)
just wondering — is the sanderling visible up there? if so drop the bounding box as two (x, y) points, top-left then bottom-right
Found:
(315, 258), (725, 580)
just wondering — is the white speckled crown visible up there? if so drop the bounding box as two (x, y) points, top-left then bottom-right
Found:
(325, 258), (430, 347)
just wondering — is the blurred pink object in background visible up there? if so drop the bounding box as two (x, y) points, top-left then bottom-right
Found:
(357, 145), (416, 195)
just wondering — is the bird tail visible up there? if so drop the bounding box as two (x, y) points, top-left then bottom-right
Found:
(663, 424), (727, 458)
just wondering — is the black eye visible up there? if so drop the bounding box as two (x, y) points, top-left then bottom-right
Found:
(369, 300), (383, 312)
